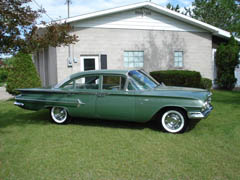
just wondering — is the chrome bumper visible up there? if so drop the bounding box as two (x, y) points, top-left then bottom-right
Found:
(188, 105), (213, 119)
(14, 101), (24, 107)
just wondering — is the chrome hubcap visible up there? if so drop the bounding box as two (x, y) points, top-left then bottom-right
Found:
(164, 113), (182, 130)
(162, 110), (185, 133)
(52, 107), (67, 122)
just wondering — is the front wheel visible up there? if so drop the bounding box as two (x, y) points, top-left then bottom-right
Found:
(161, 109), (188, 133)
(50, 106), (70, 124)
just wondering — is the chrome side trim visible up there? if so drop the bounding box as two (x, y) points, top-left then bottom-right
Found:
(15, 98), (76, 105)
(188, 105), (213, 119)
(14, 102), (24, 107)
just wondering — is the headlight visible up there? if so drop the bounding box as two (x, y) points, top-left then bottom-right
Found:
(202, 101), (208, 112)
(207, 92), (212, 103)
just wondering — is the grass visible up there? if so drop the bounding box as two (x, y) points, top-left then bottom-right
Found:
(0, 90), (240, 180)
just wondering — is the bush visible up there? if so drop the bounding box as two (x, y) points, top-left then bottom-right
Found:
(6, 53), (41, 95)
(216, 36), (239, 90)
(0, 68), (8, 83)
(150, 70), (202, 88)
(200, 78), (212, 90)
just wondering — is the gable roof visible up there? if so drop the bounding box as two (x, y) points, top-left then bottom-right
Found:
(54, 1), (238, 41)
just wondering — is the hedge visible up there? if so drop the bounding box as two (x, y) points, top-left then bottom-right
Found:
(200, 78), (212, 90)
(150, 70), (202, 88)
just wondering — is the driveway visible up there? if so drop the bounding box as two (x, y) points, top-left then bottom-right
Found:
(0, 86), (13, 100)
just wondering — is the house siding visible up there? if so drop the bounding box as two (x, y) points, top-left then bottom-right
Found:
(73, 9), (207, 32)
(34, 47), (58, 86)
(56, 28), (213, 83)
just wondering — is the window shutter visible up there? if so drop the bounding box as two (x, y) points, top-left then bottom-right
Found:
(101, 55), (107, 69)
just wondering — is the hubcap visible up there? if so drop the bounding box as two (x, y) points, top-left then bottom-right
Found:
(51, 107), (67, 123)
(162, 110), (184, 133)
(165, 113), (182, 130)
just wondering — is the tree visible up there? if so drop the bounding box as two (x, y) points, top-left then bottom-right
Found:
(166, 3), (192, 16)
(190, 0), (240, 37)
(215, 36), (239, 90)
(166, 3), (181, 13)
(0, 0), (78, 55)
(6, 52), (41, 95)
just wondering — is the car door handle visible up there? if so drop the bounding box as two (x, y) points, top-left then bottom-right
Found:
(97, 93), (108, 97)
(77, 99), (85, 107)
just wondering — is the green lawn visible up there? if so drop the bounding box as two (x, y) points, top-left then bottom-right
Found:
(0, 90), (240, 180)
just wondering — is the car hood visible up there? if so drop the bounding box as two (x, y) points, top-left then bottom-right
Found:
(141, 86), (210, 101)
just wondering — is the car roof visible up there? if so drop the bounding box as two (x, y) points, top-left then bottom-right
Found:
(70, 69), (131, 79)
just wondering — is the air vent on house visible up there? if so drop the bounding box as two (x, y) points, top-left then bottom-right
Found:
(135, 8), (151, 16)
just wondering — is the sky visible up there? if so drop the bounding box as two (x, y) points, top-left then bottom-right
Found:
(29, 0), (194, 23)
(0, 0), (194, 58)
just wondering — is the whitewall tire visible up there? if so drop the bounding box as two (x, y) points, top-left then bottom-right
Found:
(50, 106), (69, 124)
(161, 109), (187, 133)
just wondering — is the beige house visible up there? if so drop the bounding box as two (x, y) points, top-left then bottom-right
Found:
(34, 1), (240, 87)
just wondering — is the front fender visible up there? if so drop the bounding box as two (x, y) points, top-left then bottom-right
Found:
(134, 96), (202, 122)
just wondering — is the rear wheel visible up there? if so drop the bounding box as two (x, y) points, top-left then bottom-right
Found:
(160, 109), (188, 133)
(50, 106), (70, 124)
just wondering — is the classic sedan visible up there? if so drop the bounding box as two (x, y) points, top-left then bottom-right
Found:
(14, 70), (213, 133)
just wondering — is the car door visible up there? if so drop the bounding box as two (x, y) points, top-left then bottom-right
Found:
(95, 75), (135, 121)
(61, 75), (100, 118)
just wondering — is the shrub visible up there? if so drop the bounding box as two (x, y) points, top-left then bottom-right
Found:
(150, 70), (202, 88)
(6, 53), (41, 95)
(200, 78), (212, 90)
(216, 36), (239, 90)
(0, 68), (8, 83)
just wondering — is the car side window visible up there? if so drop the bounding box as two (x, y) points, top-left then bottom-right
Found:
(61, 80), (74, 89)
(75, 76), (100, 90)
(127, 81), (135, 90)
(102, 76), (126, 90)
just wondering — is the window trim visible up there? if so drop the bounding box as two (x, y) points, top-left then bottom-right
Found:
(100, 74), (128, 91)
(124, 50), (144, 68)
(60, 75), (101, 90)
(174, 51), (184, 68)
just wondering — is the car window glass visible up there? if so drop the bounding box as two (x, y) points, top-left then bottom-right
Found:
(102, 76), (126, 90)
(61, 80), (74, 89)
(127, 80), (136, 90)
(128, 70), (158, 90)
(75, 76), (100, 89)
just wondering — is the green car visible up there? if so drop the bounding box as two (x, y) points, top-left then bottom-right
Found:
(14, 70), (213, 133)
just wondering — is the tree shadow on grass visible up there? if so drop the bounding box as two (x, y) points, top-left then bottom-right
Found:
(0, 108), (50, 133)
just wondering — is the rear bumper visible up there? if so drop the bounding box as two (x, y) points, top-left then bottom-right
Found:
(187, 105), (213, 119)
(14, 101), (24, 107)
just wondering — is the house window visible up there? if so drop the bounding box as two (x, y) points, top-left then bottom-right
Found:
(174, 51), (183, 68)
(124, 51), (144, 68)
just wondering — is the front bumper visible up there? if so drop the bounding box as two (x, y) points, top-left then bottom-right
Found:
(187, 105), (213, 119)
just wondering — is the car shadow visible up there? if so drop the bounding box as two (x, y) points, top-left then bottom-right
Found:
(71, 117), (160, 131)
(0, 103), (201, 133)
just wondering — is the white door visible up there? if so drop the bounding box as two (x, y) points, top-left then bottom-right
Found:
(80, 56), (99, 71)
(235, 67), (240, 87)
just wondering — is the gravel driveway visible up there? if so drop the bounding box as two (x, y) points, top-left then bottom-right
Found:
(0, 86), (13, 100)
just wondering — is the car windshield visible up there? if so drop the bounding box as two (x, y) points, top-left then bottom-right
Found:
(128, 70), (159, 90)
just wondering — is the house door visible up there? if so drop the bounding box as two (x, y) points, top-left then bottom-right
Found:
(80, 56), (99, 71)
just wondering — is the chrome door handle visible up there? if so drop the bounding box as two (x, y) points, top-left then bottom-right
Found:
(77, 99), (85, 107)
(97, 93), (108, 97)
(97, 93), (102, 97)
